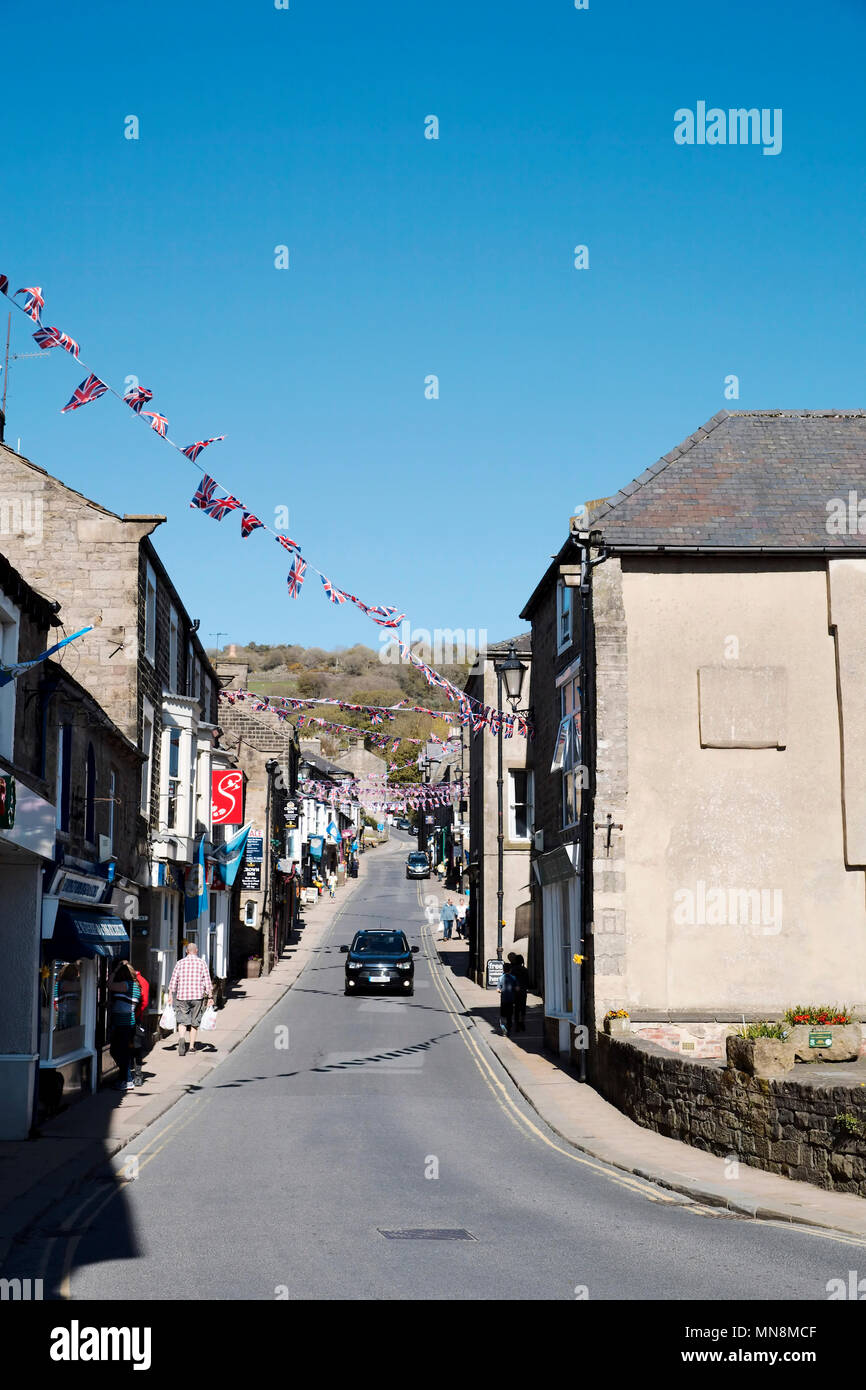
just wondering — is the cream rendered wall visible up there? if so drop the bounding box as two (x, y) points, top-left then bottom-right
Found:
(619, 558), (866, 1015)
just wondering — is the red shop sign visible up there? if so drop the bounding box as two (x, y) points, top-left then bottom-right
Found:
(211, 769), (245, 826)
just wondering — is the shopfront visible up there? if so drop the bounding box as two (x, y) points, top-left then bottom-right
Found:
(39, 907), (130, 1115)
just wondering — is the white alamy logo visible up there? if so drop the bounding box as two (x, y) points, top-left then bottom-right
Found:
(826, 492), (866, 535)
(674, 103), (782, 156)
(673, 881), (782, 935)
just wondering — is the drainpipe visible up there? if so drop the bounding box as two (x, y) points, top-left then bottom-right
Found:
(573, 530), (608, 1083)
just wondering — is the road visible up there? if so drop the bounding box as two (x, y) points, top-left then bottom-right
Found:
(16, 834), (865, 1300)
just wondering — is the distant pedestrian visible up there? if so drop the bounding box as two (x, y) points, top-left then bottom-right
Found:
(108, 960), (141, 1091)
(168, 943), (214, 1057)
(455, 895), (468, 939)
(509, 953), (529, 1033)
(439, 899), (457, 940)
(328, 871), (336, 900)
(498, 960), (517, 1036)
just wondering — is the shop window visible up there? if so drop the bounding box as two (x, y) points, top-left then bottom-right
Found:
(84, 743), (96, 844)
(41, 961), (85, 1059)
(166, 728), (181, 830)
(542, 877), (579, 1021)
(244, 900), (257, 927)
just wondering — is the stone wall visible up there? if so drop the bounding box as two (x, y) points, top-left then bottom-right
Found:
(593, 1032), (866, 1196)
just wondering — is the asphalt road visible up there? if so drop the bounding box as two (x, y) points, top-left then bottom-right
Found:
(16, 834), (866, 1300)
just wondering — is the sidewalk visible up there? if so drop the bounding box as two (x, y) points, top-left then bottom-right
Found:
(0, 853), (375, 1263)
(428, 895), (866, 1241)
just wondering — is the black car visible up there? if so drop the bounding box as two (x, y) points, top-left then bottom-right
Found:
(341, 929), (419, 995)
(406, 851), (430, 879)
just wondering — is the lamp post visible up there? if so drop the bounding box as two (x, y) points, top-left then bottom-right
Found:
(493, 642), (528, 961)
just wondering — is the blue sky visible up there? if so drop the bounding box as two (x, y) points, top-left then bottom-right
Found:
(1, 0), (864, 651)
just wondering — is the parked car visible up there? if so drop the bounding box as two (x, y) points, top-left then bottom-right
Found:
(341, 930), (420, 995)
(406, 850), (431, 879)
(395, 817), (411, 831)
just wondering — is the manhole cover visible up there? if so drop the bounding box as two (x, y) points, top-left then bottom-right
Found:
(378, 1228), (476, 1241)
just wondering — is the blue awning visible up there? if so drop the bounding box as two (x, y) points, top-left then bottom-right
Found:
(46, 909), (130, 961)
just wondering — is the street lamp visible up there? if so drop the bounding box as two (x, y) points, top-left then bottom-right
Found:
(493, 643), (528, 962)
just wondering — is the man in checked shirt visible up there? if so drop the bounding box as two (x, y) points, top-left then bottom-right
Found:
(167, 943), (214, 1056)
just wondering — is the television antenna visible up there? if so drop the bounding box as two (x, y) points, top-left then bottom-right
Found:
(2, 311), (49, 420)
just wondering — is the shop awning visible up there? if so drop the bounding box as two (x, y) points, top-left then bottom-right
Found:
(45, 909), (130, 961)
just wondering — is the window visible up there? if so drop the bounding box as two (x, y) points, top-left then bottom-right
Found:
(166, 728), (181, 830)
(107, 768), (117, 856)
(244, 900), (258, 927)
(556, 670), (583, 829)
(140, 698), (155, 817)
(202, 675), (212, 724)
(187, 640), (194, 697)
(169, 607), (179, 693)
(508, 769), (534, 840)
(0, 596), (20, 761)
(56, 724), (72, 832)
(40, 960), (86, 1060)
(84, 743), (96, 844)
(144, 562), (157, 665)
(194, 658), (202, 704)
(556, 579), (573, 653)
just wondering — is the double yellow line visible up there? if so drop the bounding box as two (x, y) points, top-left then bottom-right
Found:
(415, 884), (677, 1202)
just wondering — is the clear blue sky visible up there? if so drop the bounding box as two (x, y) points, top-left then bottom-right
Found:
(1, 0), (864, 651)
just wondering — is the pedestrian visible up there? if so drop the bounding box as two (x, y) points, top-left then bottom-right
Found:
(439, 899), (457, 940)
(455, 895), (468, 940)
(510, 953), (529, 1032)
(130, 966), (150, 1086)
(498, 960), (517, 1036)
(108, 960), (141, 1091)
(167, 942), (214, 1057)
(327, 870), (336, 900)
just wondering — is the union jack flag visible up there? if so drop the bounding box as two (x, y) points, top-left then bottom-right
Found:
(204, 490), (242, 521)
(182, 436), (225, 461)
(320, 575), (347, 604)
(123, 385), (153, 414)
(472, 708), (489, 733)
(367, 605), (405, 629)
(15, 286), (44, 322)
(503, 716), (514, 739)
(368, 711), (383, 725)
(275, 535), (300, 554)
(391, 739), (400, 752)
(33, 325), (79, 357)
(241, 511), (263, 538)
(61, 373), (108, 413)
(190, 475), (218, 511)
(0, 275), (8, 296)
(489, 713), (502, 737)
(143, 411), (169, 437)
(287, 554), (307, 599)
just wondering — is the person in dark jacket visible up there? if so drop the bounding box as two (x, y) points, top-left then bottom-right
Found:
(509, 953), (530, 1033)
(108, 960), (142, 1092)
(498, 960), (517, 1036)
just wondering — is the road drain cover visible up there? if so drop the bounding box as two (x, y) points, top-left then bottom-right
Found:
(378, 1228), (476, 1241)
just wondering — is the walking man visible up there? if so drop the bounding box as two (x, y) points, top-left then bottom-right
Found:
(510, 953), (529, 1033)
(439, 899), (457, 940)
(498, 959), (517, 1036)
(167, 942), (214, 1057)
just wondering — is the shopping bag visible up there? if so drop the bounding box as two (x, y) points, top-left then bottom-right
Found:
(158, 1003), (176, 1032)
(200, 1004), (217, 1032)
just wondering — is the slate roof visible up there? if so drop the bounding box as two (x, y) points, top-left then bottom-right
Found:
(586, 410), (866, 549)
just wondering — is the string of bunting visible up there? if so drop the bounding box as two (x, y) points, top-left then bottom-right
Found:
(219, 686), (526, 740)
(0, 274), (531, 736)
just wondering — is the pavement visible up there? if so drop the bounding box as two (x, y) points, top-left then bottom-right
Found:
(0, 853), (370, 1267)
(425, 886), (866, 1241)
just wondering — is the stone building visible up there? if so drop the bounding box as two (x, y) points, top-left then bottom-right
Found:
(521, 408), (866, 1064)
(464, 637), (532, 985)
(0, 551), (142, 1137)
(0, 442), (230, 1029)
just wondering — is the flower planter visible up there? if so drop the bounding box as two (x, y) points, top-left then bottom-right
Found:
(245, 959), (262, 979)
(726, 1034), (794, 1078)
(787, 1022), (861, 1063)
(604, 1017), (631, 1038)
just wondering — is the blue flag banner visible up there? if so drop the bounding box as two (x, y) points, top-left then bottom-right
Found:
(184, 837), (207, 923)
(209, 824), (252, 888)
(0, 625), (93, 688)
(308, 835), (324, 861)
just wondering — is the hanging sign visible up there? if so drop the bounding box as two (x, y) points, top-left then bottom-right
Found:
(211, 769), (245, 826)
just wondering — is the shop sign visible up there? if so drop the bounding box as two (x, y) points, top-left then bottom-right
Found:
(809, 1031), (833, 1048)
(485, 958), (505, 990)
(53, 869), (106, 905)
(246, 835), (264, 862)
(240, 860), (262, 891)
(0, 772), (15, 828)
(212, 769), (245, 826)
